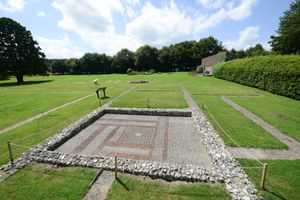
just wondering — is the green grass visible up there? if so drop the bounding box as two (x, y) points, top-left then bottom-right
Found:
(111, 86), (187, 108)
(191, 96), (287, 149)
(0, 163), (97, 200)
(0, 75), (129, 130)
(230, 95), (300, 142)
(106, 174), (231, 200)
(238, 159), (300, 200)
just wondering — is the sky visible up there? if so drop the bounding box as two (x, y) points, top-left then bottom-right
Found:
(0, 0), (294, 58)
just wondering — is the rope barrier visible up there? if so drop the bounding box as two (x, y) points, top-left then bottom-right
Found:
(10, 142), (31, 149)
(203, 102), (264, 166)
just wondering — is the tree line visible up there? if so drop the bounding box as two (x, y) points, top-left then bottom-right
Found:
(47, 40), (271, 75)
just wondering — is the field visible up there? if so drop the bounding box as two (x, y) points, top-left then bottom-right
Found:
(106, 174), (231, 200)
(0, 163), (97, 200)
(1, 73), (300, 199)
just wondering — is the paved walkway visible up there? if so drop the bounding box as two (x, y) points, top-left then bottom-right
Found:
(220, 96), (300, 159)
(83, 170), (115, 200)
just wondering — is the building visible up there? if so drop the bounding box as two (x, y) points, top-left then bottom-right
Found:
(202, 52), (226, 75)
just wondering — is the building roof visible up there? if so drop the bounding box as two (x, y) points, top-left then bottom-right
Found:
(202, 52), (226, 68)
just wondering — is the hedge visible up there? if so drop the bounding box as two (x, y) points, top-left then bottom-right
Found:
(213, 56), (300, 100)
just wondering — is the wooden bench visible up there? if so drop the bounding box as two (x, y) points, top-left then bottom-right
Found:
(96, 87), (107, 99)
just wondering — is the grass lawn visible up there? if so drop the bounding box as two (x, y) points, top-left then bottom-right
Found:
(111, 85), (187, 108)
(192, 96), (287, 149)
(0, 163), (97, 200)
(106, 174), (231, 200)
(0, 75), (130, 130)
(238, 159), (300, 200)
(230, 95), (300, 142)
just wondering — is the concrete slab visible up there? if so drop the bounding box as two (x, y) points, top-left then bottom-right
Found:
(55, 114), (212, 168)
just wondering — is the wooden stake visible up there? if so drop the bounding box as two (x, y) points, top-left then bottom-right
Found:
(261, 163), (268, 190)
(147, 98), (149, 108)
(7, 141), (14, 167)
(115, 156), (118, 178)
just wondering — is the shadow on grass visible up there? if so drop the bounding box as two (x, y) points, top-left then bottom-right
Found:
(99, 96), (110, 100)
(0, 80), (53, 87)
(116, 177), (130, 191)
(263, 188), (287, 200)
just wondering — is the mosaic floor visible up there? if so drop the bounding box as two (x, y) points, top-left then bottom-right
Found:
(56, 114), (212, 167)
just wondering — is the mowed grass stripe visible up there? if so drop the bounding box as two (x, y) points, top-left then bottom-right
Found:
(192, 95), (287, 149)
(106, 173), (231, 200)
(229, 95), (300, 142)
(238, 159), (300, 200)
(0, 163), (97, 200)
(0, 93), (88, 130)
(0, 93), (94, 135)
(112, 85), (187, 109)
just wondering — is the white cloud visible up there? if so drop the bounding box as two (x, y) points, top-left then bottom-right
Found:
(50, 0), (259, 56)
(197, 0), (225, 9)
(0, 0), (25, 12)
(126, 0), (139, 5)
(224, 26), (260, 50)
(51, 0), (133, 55)
(126, 6), (137, 18)
(125, 2), (193, 46)
(228, 0), (259, 20)
(36, 34), (84, 58)
(37, 11), (45, 17)
(193, 0), (258, 33)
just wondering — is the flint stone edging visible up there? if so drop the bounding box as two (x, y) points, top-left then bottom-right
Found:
(192, 110), (260, 200)
(30, 149), (221, 183)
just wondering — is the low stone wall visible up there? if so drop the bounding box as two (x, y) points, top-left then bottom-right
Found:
(105, 107), (192, 117)
(30, 149), (220, 183)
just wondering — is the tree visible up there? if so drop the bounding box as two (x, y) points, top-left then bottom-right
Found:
(245, 44), (269, 57)
(171, 41), (199, 71)
(112, 49), (135, 73)
(197, 36), (224, 61)
(269, 0), (300, 54)
(0, 18), (47, 83)
(226, 49), (246, 61)
(51, 59), (69, 74)
(135, 45), (159, 71)
(158, 47), (174, 72)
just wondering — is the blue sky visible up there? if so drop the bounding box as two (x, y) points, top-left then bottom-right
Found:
(0, 0), (293, 58)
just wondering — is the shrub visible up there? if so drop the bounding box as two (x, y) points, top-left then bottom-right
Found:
(149, 69), (156, 74)
(214, 55), (300, 100)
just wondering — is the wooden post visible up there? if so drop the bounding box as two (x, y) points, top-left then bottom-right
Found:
(147, 98), (149, 108)
(261, 163), (268, 190)
(114, 156), (118, 178)
(7, 141), (14, 167)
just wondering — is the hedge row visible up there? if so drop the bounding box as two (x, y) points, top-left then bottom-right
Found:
(213, 55), (300, 100)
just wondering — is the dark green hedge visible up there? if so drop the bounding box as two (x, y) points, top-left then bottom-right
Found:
(213, 56), (300, 100)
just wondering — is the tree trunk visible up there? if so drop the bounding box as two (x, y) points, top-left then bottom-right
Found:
(16, 74), (24, 83)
